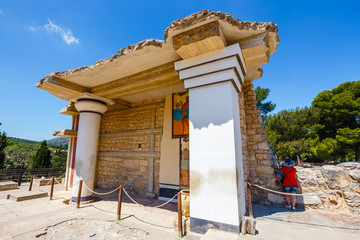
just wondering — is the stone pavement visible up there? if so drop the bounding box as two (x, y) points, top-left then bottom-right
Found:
(0, 184), (360, 240)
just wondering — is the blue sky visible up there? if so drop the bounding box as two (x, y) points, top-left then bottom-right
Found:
(0, 0), (359, 141)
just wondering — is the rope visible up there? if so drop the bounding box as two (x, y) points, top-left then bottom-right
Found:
(249, 182), (359, 196)
(122, 188), (178, 208)
(82, 182), (120, 195)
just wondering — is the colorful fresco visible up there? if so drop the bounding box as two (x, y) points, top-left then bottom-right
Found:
(172, 92), (189, 138)
(180, 137), (190, 188)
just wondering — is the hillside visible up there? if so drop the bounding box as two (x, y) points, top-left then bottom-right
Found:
(47, 137), (69, 146)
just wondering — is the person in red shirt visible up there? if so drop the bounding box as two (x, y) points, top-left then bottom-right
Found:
(281, 157), (298, 210)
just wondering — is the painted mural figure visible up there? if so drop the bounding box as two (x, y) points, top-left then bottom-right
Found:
(173, 92), (189, 137)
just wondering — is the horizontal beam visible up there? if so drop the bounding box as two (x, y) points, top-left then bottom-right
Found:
(37, 76), (89, 101)
(53, 129), (77, 138)
(91, 62), (178, 97)
(100, 128), (162, 138)
(98, 151), (160, 159)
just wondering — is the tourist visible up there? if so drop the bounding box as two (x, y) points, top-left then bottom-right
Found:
(281, 157), (298, 210)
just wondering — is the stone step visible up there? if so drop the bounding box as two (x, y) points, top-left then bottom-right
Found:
(7, 191), (48, 202)
(0, 181), (18, 191)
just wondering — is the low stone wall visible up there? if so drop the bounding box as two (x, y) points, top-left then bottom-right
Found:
(267, 162), (360, 214)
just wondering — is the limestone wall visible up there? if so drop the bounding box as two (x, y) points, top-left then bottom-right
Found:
(240, 82), (277, 203)
(295, 163), (360, 214)
(95, 98), (165, 196)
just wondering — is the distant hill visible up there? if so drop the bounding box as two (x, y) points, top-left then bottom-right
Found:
(8, 137), (69, 146)
(8, 137), (40, 145)
(47, 137), (69, 146)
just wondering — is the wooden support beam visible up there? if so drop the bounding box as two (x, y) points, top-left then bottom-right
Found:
(100, 128), (162, 138)
(172, 20), (227, 59)
(53, 129), (78, 138)
(36, 76), (89, 100)
(90, 62), (180, 98)
(98, 151), (160, 159)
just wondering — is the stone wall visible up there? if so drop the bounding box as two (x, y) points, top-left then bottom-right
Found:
(95, 98), (165, 196)
(241, 82), (277, 204)
(295, 163), (360, 214)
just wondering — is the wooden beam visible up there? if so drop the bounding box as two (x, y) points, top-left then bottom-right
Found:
(100, 128), (162, 138)
(91, 62), (176, 96)
(60, 102), (79, 116)
(104, 101), (165, 118)
(98, 151), (160, 159)
(37, 76), (89, 101)
(53, 129), (77, 138)
(172, 21), (227, 59)
(102, 75), (181, 99)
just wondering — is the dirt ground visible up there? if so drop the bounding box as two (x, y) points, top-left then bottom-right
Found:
(0, 183), (359, 240)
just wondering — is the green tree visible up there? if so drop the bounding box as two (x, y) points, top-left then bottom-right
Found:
(312, 81), (360, 161)
(51, 144), (68, 168)
(265, 107), (320, 161)
(255, 86), (276, 115)
(0, 123), (8, 169)
(31, 140), (52, 169)
(5, 142), (38, 169)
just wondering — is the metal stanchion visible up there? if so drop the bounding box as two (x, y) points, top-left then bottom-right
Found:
(29, 176), (33, 191)
(77, 180), (83, 208)
(117, 185), (123, 220)
(50, 176), (55, 200)
(177, 192), (183, 238)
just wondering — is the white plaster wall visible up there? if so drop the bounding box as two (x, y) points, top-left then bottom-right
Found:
(189, 82), (242, 226)
(159, 94), (180, 185)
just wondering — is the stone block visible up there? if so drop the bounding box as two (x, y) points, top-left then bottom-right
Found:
(250, 135), (263, 142)
(267, 193), (283, 204)
(298, 195), (321, 205)
(258, 142), (269, 150)
(255, 166), (273, 176)
(321, 165), (351, 189)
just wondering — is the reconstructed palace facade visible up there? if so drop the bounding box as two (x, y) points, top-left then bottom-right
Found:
(37, 10), (279, 233)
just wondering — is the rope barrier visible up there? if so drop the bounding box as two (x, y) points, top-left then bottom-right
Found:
(122, 188), (178, 208)
(82, 182), (120, 195)
(248, 182), (359, 196)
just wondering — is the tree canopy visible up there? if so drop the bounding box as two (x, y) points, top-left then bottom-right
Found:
(255, 86), (276, 115)
(30, 140), (52, 169)
(265, 81), (360, 162)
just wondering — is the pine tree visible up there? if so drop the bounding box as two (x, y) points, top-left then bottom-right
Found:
(31, 140), (52, 169)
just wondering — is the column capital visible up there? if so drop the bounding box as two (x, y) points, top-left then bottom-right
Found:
(174, 44), (246, 92)
(70, 92), (115, 115)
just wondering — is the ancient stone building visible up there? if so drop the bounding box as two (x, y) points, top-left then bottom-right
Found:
(37, 10), (279, 233)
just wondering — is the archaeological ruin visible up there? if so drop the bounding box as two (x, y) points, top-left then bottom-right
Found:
(37, 10), (280, 233)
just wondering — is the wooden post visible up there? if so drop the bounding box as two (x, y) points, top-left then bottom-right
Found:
(17, 172), (23, 186)
(177, 192), (183, 238)
(50, 176), (55, 200)
(29, 176), (34, 191)
(247, 182), (253, 217)
(117, 185), (123, 220)
(77, 180), (83, 208)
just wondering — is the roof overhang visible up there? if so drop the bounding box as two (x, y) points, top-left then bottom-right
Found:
(37, 10), (279, 103)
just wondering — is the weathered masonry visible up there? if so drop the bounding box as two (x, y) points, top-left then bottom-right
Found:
(37, 10), (279, 234)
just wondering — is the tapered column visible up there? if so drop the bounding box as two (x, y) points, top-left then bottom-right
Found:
(175, 44), (247, 233)
(70, 93), (114, 202)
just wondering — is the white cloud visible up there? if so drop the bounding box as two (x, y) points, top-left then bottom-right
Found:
(44, 20), (79, 45)
(28, 26), (35, 32)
